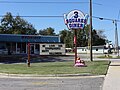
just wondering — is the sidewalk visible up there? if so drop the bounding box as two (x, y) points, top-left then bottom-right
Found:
(103, 61), (120, 90)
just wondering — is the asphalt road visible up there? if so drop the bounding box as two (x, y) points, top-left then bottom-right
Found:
(0, 54), (107, 90)
(0, 76), (104, 90)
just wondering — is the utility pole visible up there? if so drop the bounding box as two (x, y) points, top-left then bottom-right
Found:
(115, 20), (119, 56)
(90, 0), (93, 61)
(93, 13), (120, 57)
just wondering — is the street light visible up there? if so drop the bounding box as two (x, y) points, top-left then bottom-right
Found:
(98, 17), (119, 56)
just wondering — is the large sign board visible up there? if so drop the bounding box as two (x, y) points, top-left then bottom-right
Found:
(64, 10), (89, 30)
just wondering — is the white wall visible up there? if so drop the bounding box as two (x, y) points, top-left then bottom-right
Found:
(77, 46), (104, 54)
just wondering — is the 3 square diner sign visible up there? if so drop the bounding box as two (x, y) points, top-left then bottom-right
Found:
(64, 10), (89, 30)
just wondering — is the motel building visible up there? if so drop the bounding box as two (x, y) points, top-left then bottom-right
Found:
(0, 34), (65, 55)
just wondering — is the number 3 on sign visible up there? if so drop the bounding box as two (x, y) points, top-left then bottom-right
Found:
(74, 11), (78, 18)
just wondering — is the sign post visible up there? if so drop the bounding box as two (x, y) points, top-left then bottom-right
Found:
(64, 10), (88, 65)
(27, 43), (30, 67)
(74, 29), (77, 64)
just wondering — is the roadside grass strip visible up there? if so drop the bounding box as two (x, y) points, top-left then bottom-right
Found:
(0, 61), (110, 75)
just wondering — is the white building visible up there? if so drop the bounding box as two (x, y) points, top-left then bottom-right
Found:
(77, 45), (105, 54)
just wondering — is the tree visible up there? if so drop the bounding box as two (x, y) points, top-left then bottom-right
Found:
(97, 30), (106, 39)
(80, 25), (106, 46)
(0, 12), (14, 34)
(59, 25), (107, 48)
(64, 31), (74, 48)
(39, 27), (55, 35)
(77, 30), (86, 47)
(59, 29), (74, 48)
(92, 29), (106, 46)
(59, 29), (68, 43)
(74, 25), (90, 47)
(0, 12), (37, 34)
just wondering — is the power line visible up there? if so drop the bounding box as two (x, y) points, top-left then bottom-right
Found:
(0, 1), (89, 4)
(93, 16), (120, 22)
(0, 15), (63, 18)
(0, 15), (119, 22)
(0, 1), (102, 5)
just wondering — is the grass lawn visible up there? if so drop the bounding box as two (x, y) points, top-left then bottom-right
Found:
(0, 61), (110, 75)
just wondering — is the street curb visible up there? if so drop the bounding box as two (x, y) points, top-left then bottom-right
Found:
(0, 73), (105, 78)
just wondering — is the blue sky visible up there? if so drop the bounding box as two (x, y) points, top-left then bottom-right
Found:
(0, 0), (120, 45)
